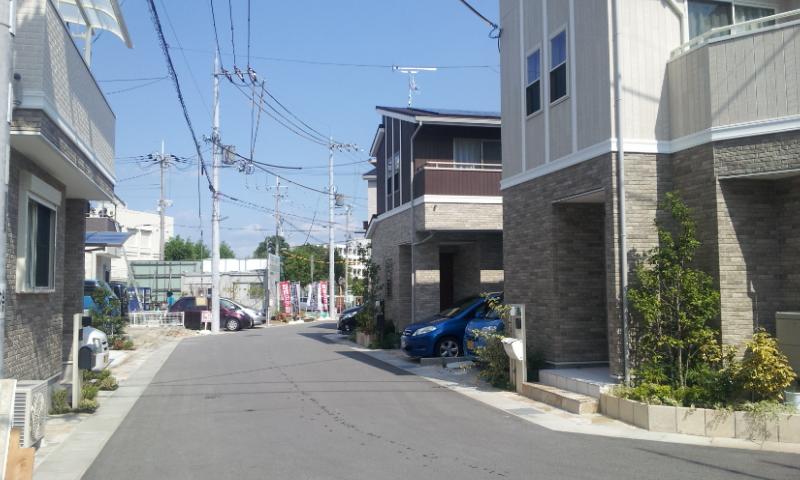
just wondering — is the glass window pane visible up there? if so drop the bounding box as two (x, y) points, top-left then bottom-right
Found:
(526, 50), (540, 84)
(735, 5), (774, 29)
(550, 64), (568, 102)
(453, 139), (481, 165)
(34, 203), (52, 287)
(482, 141), (501, 164)
(688, 0), (732, 38)
(526, 80), (541, 115)
(550, 30), (567, 68)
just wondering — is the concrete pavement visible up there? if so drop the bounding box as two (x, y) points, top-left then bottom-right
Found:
(70, 321), (800, 479)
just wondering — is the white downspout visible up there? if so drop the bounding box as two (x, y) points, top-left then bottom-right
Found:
(666, 0), (689, 44)
(409, 122), (423, 325)
(611, 0), (630, 386)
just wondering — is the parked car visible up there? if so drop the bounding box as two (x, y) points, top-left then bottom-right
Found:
(169, 296), (253, 331)
(220, 298), (264, 326)
(463, 307), (505, 357)
(400, 293), (501, 358)
(83, 280), (121, 317)
(337, 305), (364, 333)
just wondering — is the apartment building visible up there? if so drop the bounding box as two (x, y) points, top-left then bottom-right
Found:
(499, 0), (800, 378)
(366, 107), (504, 330)
(5, 0), (130, 381)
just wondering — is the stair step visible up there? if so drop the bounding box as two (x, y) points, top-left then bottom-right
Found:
(519, 382), (598, 415)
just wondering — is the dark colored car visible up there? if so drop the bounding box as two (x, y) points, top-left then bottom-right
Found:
(337, 305), (364, 333)
(463, 307), (505, 357)
(169, 296), (253, 331)
(400, 293), (501, 358)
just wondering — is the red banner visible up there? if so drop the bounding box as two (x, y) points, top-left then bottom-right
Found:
(279, 281), (292, 313)
(320, 281), (328, 313)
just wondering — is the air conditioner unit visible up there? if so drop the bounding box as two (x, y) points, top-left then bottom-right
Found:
(12, 380), (49, 448)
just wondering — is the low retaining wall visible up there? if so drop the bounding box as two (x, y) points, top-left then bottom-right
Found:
(355, 332), (375, 348)
(600, 393), (800, 443)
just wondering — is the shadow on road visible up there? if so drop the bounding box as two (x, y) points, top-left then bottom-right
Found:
(297, 332), (337, 344)
(335, 350), (413, 376)
(637, 448), (787, 480)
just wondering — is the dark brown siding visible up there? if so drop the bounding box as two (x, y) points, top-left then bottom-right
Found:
(413, 169), (501, 197)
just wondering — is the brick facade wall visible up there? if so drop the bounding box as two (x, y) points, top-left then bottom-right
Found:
(4, 151), (67, 380)
(504, 129), (800, 373)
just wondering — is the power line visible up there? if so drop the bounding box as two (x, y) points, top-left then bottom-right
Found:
(104, 77), (167, 95)
(171, 46), (498, 70)
(457, 0), (501, 38)
(227, 0), (237, 66)
(146, 0), (215, 195)
(208, 0), (224, 67)
(99, 76), (169, 83)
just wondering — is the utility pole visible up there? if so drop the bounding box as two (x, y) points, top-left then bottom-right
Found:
(0, 0), (14, 378)
(328, 138), (336, 321)
(158, 139), (167, 261)
(210, 51), (221, 333)
(344, 205), (352, 306)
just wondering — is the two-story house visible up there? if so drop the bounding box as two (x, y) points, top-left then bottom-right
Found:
(5, 0), (129, 382)
(365, 107), (504, 330)
(500, 0), (800, 380)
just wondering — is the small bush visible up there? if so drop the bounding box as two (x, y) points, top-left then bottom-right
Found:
(50, 389), (71, 415)
(735, 330), (797, 402)
(98, 375), (119, 391)
(122, 339), (135, 350)
(76, 398), (98, 413)
(82, 385), (99, 401)
(616, 383), (680, 406)
(473, 331), (511, 389)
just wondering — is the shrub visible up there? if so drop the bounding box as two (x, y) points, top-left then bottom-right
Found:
(82, 385), (99, 401)
(735, 330), (797, 402)
(122, 339), (135, 350)
(98, 375), (119, 391)
(76, 398), (98, 413)
(473, 331), (511, 389)
(355, 305), (376, 334)
(90, 286), (125, 337)
(50, 389), (71, 415)
(616, 383), (679, 406)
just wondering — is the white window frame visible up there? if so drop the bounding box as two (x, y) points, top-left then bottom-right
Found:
(549, 26), (569, 106)
(688, 0), (776, 38)
(525, 44), (543, 119)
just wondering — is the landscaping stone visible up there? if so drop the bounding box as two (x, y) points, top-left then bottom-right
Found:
(778, 414), (800, 443)
(602, 393), (620, 419)
(619, 398), (635, 425)
(676, 407), (706, 436)
(734, 411), (779, 442)
(648, 405), (678, 433)
(633, 401), (649, 430)
(705, 410), (735, 438)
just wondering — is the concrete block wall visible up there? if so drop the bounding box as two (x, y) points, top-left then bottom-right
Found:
(4, 151), (67, 381)
(368, 209), (412, 329)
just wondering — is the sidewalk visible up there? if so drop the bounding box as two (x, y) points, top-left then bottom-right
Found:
(324, 333), (800, 455)
(34, 332), (185, 480)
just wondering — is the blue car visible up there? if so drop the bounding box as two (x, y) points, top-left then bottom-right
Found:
(400, 294), (500, 358)
(464, 308), (505, 357)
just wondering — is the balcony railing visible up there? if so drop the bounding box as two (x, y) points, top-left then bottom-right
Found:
(14, 0), (115, 178)
(413, 162), (502, 198)
(668, 12), (800, 140)
(671, 9), (800, 58)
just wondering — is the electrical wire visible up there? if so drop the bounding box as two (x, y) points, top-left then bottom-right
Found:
(209, 0), (224, 65)
(227, 0), (238, 66)
(145, 0), (215, 196)
(457, 0), (501, 38)
(104, 77), (167, 95)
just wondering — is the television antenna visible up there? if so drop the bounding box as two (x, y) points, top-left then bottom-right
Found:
(393, 66), (437, 107)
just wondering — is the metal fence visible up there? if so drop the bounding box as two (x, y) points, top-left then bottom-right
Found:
(128, 311), (185, 328)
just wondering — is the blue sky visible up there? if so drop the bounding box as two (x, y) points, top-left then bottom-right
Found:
(92, 0), (500, 256)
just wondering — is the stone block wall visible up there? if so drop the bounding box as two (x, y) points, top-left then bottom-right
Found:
(62, 199), (86, 361)
(4, 151), (66, 381)
(368, 209), (412, 329)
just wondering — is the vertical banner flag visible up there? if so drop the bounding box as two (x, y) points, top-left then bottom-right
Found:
(280, 281), (292, 313)
(291, 282), (301, 314)
(320, 281), (329, 313)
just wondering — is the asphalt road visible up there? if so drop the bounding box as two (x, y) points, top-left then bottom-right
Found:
(84, 322), (800, 480)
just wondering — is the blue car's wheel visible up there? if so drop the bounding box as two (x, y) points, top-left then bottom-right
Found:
(436, 337), (460, 357)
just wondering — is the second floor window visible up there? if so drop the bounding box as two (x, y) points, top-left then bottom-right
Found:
(526, 49), (541, 116)
(454, 139), (502, 167)
(550, 30), (568, 103)
(688, 1), (775, 39)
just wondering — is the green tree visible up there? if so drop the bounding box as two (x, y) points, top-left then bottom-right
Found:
(220, 241), (236, 259)
(164, 236), (210, 260)
(282, 244), (344, 285)
(253, 235), (289, 258)
(628, 193), (721, 388)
